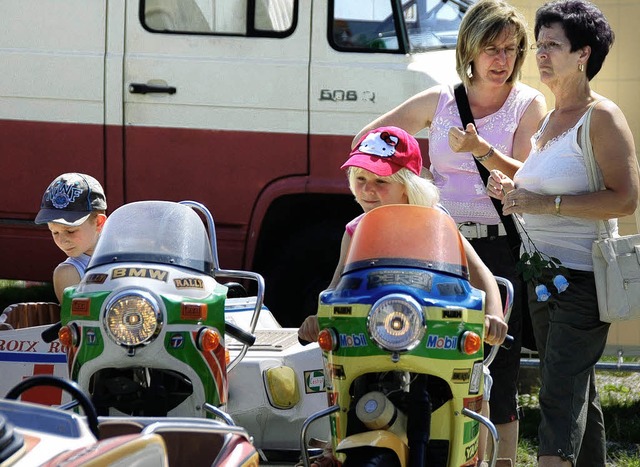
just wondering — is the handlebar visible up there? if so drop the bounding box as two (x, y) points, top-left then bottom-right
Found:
(41, 321), (62, 343)
(298, 336), (312, 346)
(501, 334), (514, 350)
(225, 322), (256, 347)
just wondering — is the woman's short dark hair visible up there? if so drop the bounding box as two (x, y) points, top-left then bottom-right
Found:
(535, 0), (614, 80)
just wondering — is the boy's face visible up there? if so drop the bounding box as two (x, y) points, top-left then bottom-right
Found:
(352, 169), (408, 213)
(48, 214), (106, 258)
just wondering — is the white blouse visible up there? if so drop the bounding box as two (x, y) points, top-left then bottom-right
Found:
(514, 108), (617, 271)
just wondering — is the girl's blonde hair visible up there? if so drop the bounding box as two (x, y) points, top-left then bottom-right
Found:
(347, 167), (440, 208)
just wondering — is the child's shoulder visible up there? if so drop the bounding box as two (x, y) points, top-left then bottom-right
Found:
(53, 261), (82, 282)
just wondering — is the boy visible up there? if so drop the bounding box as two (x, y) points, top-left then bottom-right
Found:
(35, 173), (107, 302)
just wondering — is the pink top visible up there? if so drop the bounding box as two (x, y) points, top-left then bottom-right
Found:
(428, 83), (542, 224)
(346, 214), (364, 237)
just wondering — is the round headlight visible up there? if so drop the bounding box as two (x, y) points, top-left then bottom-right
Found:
(367, 294), (425, 352)
(104, 291), (162, 347)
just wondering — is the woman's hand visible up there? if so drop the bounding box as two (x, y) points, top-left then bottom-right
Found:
(502, 187), (553, 216)
(448, 123), (486, 155)
(298, 315), (320, 343)
(487, 170), (514, 201)
(488, 170), (552, 215)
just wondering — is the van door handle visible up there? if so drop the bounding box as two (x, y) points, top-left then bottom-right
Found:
(129, 83), (177, 94)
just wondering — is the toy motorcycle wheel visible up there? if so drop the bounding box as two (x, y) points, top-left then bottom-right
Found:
(342, 447), (400, 467)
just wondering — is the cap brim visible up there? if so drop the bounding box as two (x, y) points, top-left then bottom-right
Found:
(35, 209), (91, 227)
(340, 154), (401, 176)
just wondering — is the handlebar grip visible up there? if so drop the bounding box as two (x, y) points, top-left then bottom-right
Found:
(41, 321), (62, 343)
(501, 334), (514, 350)
(298, 337), (312, 346)
(225, 322), (256, 346)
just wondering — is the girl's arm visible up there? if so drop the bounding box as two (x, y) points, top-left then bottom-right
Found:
(461, 236), (508, 346)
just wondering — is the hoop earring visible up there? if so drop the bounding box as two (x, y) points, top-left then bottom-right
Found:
(578, 63), (584, 72)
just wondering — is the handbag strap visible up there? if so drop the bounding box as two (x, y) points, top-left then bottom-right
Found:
(579, 100), (638, 239)
(580, 101), (605, 239)
(582, 100), (640, 237)
(581, 101), (603, 193)
(453, 83), (520, 249)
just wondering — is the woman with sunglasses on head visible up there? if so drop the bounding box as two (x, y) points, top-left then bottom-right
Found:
(488, 1), (638, 466)
(353, 1), (546, 464)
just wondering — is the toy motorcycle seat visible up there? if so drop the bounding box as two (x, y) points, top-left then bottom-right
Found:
(98, 420), (145, 439)
(0, 302), (60, 330)
(141, 422), (232, 466)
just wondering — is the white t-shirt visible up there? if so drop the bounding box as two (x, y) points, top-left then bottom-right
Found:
(62, 253), (91, 278)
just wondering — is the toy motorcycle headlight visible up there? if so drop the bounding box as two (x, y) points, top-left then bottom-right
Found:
(104, 291), (162, 347)
(367, 294), (425, 352)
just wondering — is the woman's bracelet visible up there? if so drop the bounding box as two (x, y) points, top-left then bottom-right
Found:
(474, 146), (495, 162)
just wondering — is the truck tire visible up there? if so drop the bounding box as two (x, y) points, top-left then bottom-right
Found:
(260, 219), (344, 328)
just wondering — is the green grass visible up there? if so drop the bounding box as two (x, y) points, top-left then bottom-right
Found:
(517, 367), (640, 466)
(0, 279), (56, 312)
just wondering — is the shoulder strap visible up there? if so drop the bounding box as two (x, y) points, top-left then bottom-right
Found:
(453, 83), (520, 249)
(580, 103), (607, 238)
(454, 83), (476, 130)
(580, 100), (640, 237)
(581, 102), (602, 193)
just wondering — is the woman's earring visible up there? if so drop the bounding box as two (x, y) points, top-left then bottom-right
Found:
(578, 63), (584, 72)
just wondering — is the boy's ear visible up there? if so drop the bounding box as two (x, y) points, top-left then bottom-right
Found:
(96, 213), (107, 231)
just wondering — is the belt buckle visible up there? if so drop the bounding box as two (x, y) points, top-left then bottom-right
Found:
(475, 223), (483, 238)
(458, 222), (479, 239)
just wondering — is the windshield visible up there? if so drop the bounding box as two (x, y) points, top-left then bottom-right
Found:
(344, 205), (469, 279)
(331, 0), (474, 53)
(89, 200), (214, 275)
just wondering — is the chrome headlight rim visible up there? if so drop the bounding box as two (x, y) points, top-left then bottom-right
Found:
(103, 290), (163, 348)
(367, 293), (425, 353)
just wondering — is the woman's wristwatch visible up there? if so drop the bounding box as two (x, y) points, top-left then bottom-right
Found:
(554, 195), (562, 214)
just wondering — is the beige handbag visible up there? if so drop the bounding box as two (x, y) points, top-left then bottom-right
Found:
(582, 101), (640, 322)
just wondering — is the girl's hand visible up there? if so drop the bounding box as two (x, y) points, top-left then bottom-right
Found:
(484, 314), (508, 346)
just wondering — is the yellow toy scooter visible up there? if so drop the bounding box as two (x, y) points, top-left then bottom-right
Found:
(301, 205), (512, 467)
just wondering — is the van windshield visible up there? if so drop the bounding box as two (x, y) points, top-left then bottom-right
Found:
(331, 0), (474, 53)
